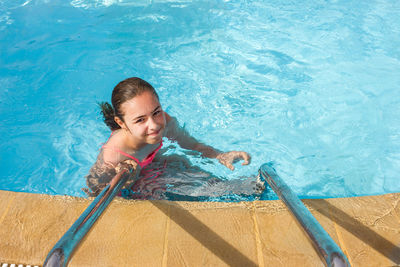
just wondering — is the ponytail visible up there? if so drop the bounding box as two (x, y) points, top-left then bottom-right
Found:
(98, 102), (121, 131)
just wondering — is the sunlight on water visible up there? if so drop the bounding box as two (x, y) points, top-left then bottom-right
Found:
(1, 0), (399, 200)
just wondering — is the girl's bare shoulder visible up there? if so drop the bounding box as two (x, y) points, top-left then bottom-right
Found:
(101, 130), (126, 166)
(101, 147), (124, 167)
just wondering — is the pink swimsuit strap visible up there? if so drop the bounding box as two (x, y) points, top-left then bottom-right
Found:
(113, 141), (163, 168)
(103, 131), (163, 168)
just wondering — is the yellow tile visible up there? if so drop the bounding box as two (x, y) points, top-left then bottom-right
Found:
(388, 193), (400, 224)
(162, 201), (258, 267)
(0, 192), (167, 267)
(255, 200), (324, 267)
(1, 190), (400, 267)
(327, 195), (400, 267)
(0, 190), (16, 226)
(303, 198), (348, 261)
(303, 198), (341, 244)
(70, 200), (167, 267)
(0, 192), (89, 265)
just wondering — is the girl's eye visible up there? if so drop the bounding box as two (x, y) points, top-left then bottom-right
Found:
(135, 118), (145, 123)
(153, 110), (161, 116)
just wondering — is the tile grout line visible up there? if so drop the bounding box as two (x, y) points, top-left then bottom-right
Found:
(161, 204), (171, 267)
(329, 201), (353, 267)
(333, 221), (353, 267)
(0, 194), (16, 225)
(390, 197), (400, 225)
(252, 202), (265, 267)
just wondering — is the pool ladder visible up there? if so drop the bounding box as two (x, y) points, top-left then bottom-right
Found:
(43, 161), (349, 266)
(259, 163), (350, 267)
(43, 163), (137, 267)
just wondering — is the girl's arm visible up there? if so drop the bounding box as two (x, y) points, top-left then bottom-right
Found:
(164, 112), (251, 170)
(84, 149), (138, 197)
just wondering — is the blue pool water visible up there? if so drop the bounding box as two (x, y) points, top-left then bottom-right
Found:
(1, 0), (400, 200)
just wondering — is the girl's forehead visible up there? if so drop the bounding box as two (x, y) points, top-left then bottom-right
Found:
(121, 91), (161, 117)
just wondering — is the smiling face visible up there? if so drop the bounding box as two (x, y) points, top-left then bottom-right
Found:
(115, 91), (166, 147)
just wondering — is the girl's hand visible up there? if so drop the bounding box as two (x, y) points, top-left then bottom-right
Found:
(216, 151), (251, 171)
(115, 159), (138, 173)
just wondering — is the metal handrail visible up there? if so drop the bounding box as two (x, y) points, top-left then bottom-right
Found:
(259, 163), (350, 267)
(43, 163), (138, 267)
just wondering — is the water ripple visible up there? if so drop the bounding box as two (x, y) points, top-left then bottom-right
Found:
(1, 0), (400, 199)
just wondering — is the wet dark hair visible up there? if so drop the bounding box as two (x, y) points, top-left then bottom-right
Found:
(99, 77), (159, 130)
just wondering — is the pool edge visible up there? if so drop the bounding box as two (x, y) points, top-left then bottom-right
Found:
(0, 190), (399, 266)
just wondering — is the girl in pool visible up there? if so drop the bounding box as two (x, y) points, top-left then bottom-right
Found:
(83, 77), (259, 199)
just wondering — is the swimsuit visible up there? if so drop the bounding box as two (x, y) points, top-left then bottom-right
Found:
(103, 131), (166, 199)
(102, 131), (163, 168)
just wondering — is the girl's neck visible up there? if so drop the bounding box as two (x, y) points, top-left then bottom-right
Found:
(121, 128), (147, 151)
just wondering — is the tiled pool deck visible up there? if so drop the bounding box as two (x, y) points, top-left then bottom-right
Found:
(0, 190), (399, 266)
